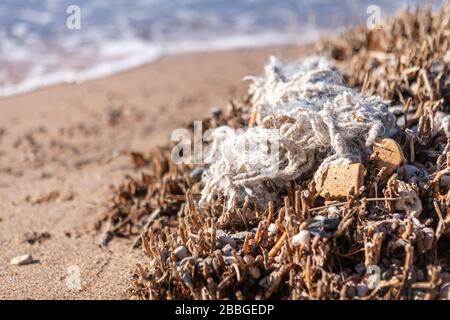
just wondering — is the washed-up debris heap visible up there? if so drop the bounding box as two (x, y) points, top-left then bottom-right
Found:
(199, 56), (396, 210)
(107, 5), (450, 300)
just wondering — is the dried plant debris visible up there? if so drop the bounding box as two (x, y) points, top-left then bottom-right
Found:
(319, 3), (450, 133)
(105, 5), (450, 300)
(101, 101), (252, 247)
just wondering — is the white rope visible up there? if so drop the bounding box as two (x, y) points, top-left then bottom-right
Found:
(200, 56), (396, 208)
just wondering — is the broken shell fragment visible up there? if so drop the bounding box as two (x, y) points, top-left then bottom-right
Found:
(392, 180), (422, 218)
(10, 254), (34, 266)
(317, 163), (364, 199)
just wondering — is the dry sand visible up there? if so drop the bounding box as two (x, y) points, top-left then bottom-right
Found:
(0, 45), (308, 299)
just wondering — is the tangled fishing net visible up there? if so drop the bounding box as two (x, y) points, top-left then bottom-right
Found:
(200, 57), (396, 209)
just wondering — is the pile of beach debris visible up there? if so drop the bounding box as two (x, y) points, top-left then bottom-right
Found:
(104, 4), (450, 300)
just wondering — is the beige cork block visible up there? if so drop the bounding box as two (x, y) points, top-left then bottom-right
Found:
(372, 138), (405, 175)
(317, 163), (365, 199)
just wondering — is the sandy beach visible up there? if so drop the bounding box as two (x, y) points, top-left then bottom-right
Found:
(0, 45), (308, 299)
(1, 1), (449, 302)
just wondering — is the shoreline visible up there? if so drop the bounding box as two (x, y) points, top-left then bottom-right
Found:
(0, 39), (315, 100)
(0, 44), (309, 299)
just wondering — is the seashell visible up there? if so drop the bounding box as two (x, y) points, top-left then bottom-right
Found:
(268, 223), (277, 235)
(393, 180), (422, 218)
(10, 254), (34, 266)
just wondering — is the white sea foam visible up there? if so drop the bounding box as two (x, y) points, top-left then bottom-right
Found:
(0, 0), (427, 98)
(0, 31), (318, 97)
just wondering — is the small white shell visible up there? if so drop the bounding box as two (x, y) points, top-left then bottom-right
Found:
(10, 254), (33, 266)
(268, 223), (277, 235)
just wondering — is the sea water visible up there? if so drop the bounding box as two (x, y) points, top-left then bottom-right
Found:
(0, 0), (432, 97)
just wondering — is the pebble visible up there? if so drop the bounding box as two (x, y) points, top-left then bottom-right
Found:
(442, 272), (450, 282)
(223, 256), (235, 265)
(258, 272), (276, 289)
(292, 230), (311, 249)
(397, 164), (419, 180)
(173, 246), (189, 260)
(382, 269), (393, 280)
(422, 227), (435, 252)
(182, 272), (194, 289)
(210, 107), (222, 118)
(322, 217), (340, 229)
(440, 175), (450, 188)
(179, 256), (195, 266)
(356, 283), (368, 297)
(216, 230), (236, 248)
(307, 217), (339, 239)
(346, 283), (356, 299)
(221, 243), (234, 256)
(230, 231), (253, 241)
(327, 206), (340, 218)
(354, 263), (365, 275)
(396, 116), (405, 127)
(429, 60), (446, 74)
(416, 269), (425, 281)
(10, 254), (34, 266)
(440, 114), (450, 137)
(440, 282), (450, 299)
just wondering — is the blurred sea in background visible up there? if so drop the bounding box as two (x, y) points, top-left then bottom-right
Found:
(0, 0), (433, 97)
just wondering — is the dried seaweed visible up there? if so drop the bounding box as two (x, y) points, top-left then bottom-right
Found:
(106, 4), (450, 300)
